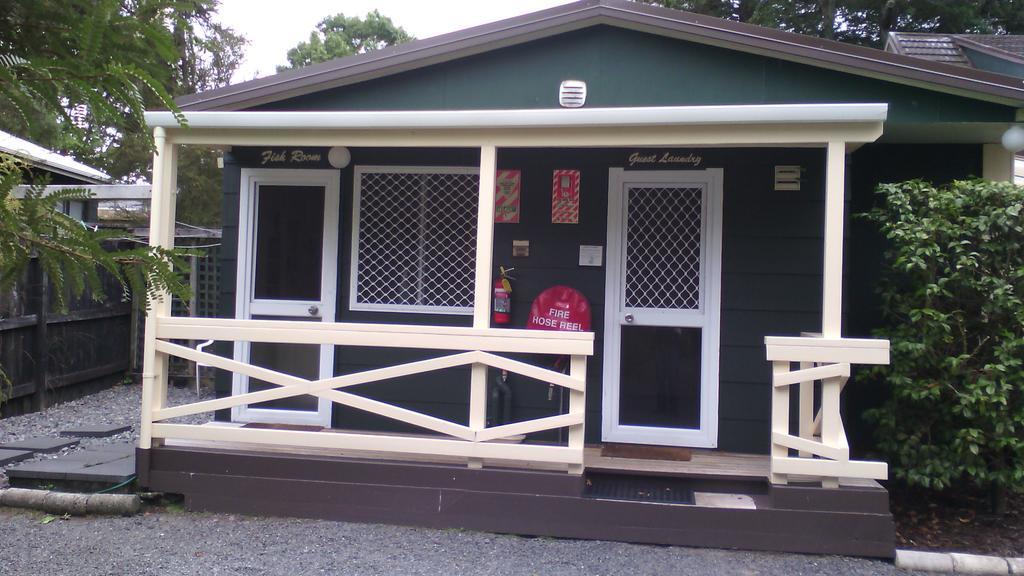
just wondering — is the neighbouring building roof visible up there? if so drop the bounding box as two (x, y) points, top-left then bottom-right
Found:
(886, 31), (1024, 73)
(0, 129), (109, 184)
(176, 0), (1024, 111)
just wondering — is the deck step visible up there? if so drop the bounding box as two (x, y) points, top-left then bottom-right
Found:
(583, 473), (695, 505)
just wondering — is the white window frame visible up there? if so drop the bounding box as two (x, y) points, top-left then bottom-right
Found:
(349, 165), (479, 315)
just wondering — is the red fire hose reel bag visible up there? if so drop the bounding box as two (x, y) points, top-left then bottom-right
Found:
(526, 285), (591, 333)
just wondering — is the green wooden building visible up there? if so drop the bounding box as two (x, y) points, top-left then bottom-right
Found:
(136, 0), (1024, 557)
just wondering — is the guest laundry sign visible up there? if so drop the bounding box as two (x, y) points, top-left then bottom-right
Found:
(627, 151), (703, 167)
(494, 170), (521, 223)
(552, 169), (580, 224)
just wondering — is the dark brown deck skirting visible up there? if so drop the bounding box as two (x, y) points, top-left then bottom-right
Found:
(139, 447), (894, 558)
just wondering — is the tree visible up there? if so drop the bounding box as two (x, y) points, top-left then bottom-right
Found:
(0, 0), (192, 308)
(863, 179), (1024, 510)
(280, 10), (413, 71)
(637, 0), (1024, 45)
(0, 0), (246, 227)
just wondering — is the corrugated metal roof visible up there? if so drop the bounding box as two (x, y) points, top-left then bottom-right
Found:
(0, 129), (109, 183)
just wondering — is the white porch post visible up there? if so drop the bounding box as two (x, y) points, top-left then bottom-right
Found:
(468, 145), (497, 468)
(139, 127), (177, 449)
(821, 140), (846, 338)
(982, 144), (1014, 182)
(472, 144), (497, 329)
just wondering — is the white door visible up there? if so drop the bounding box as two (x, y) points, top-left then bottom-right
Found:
(602, 168), (723, 447)
(232, 168), (340, 426)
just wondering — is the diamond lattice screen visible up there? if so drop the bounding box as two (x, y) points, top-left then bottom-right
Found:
(355, 170), (478, 310)
(624, 185), (704, 310)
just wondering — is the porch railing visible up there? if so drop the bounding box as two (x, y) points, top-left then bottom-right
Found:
(141, 316), (593, 474)
(765, 334), (890, 488)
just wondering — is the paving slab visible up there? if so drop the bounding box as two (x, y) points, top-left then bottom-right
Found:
(5, 459), (75, 481)
(0, 437), (79, 454)
(50, 450), (130, 466)
(59, 424), (132, 438)
(63, 459), (135, 483)
(0, 449), (33, 467)
(6, 442), (135, 485)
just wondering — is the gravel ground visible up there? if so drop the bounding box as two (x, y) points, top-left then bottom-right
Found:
(0, 382), (213, 487)
(0, 384), (921, 576)
(0, 507), (922, 576)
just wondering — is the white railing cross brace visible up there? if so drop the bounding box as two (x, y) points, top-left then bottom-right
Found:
(152, 340), (585, 444)
(765, 335), (889, 488)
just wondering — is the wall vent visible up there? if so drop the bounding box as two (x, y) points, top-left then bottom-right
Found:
(559, 80), (587, 108)
(774, 165), (802, 191)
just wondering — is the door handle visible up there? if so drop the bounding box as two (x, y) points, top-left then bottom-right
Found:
(624, 314), (634, 323)
(308, 305), (320, 317)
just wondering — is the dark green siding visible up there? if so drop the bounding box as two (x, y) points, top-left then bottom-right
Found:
(218, 146), (831, 453)
(256, 26), (1016, 124)
(843, 143), (983, 454)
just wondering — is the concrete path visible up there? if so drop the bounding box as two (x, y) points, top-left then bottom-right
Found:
(0, 507), (926, 576)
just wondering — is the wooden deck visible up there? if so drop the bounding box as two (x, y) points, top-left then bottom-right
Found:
(165, 423), (769, 480)
(584, 447), (769, 480)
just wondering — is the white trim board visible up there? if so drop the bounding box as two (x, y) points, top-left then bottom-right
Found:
(233, 168), (340, 427)
(602, 168), (724, 448)
(146, 104), (888, 130)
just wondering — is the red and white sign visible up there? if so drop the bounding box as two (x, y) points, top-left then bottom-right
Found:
(551, 169), (580, 224)
(494, 169), (521, 223)
(527, 286), (591, 332)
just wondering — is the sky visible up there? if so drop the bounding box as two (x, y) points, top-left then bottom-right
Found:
(216, 1), (576, 82)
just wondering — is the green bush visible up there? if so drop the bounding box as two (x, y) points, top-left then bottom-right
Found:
(864, 179), (1024, 496)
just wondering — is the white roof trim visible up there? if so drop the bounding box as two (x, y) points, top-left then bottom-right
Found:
(146, 104), (888, 131)
(0, 129), (109, 183)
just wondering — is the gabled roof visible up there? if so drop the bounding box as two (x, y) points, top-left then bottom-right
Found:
(0, 129), (109, 183)
(180, 0), (1024, 111)
(887, 31), (1024, 69)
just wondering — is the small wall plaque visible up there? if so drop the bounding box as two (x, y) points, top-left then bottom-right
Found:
(579, 245), (603, 267)
(513, 240), (530, 257)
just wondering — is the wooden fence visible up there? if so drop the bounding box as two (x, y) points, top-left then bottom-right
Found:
(0, 258), (132, 416)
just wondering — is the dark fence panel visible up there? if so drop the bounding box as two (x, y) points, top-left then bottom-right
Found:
(0, 257), (132, 417)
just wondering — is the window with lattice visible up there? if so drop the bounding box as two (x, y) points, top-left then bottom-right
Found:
(351, 167), (479, 314)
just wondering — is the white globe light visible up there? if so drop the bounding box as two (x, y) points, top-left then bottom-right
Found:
(1002, 125), (1024, 153)
(328, 146), (351, 169)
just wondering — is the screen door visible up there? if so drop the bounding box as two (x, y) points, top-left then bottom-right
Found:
(603, 168), (723, 447)
(232, 168), (340, 426)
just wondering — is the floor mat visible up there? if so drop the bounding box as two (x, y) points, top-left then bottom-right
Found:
(583, 473), (695, 505)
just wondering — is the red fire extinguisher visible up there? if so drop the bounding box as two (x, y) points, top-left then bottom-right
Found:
(493, 266), (514, 325)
